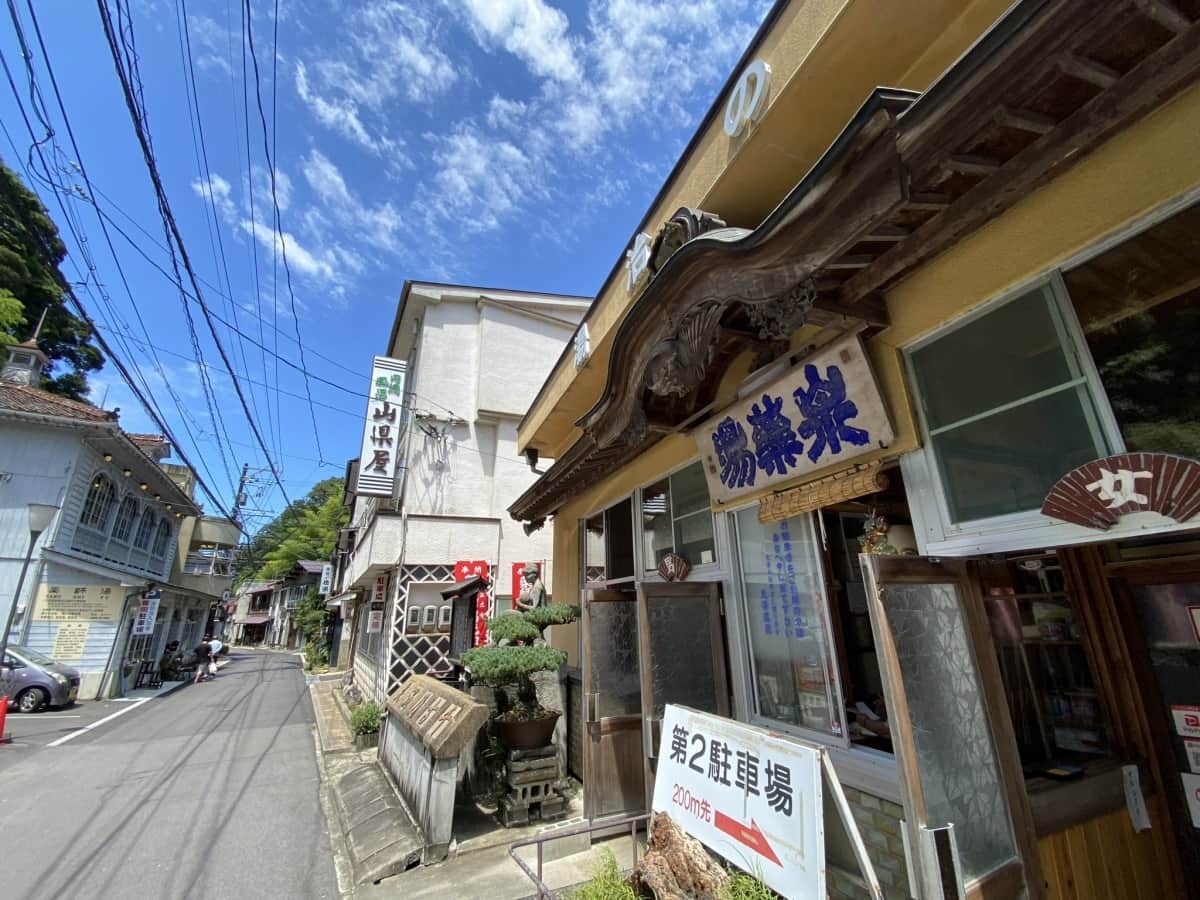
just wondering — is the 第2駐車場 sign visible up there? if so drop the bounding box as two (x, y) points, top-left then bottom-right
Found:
(651, 706), (823, 899)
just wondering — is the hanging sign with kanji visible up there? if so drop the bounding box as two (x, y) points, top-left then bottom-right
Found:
(356, 356), (408, 496)
(694, 335), (892, 504)
(1042, 453), (1200, 530)
(652, 705), (824, 899)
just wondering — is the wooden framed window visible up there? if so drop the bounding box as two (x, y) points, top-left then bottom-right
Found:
(80, 474), (117, 531)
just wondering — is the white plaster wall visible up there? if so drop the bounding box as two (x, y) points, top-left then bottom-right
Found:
(403, 516), (499, 564)
(0, 422), (78, 638)
(476, 303), (579, 418)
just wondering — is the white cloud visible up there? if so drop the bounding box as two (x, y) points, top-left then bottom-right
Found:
(238, 219), (337, 283)
(295, 61), (394, 156)
(294, 3), (455, 156)
(186, 14), (233, 76)
(460, 0), (579, 82)
(486, 95), (528, 131)
(191, 173), (237, 221)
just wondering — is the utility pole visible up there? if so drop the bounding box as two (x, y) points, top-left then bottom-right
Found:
(232, 462), (250, 525)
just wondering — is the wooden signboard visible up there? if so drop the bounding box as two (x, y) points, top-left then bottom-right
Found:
(694, 335), (893, 504)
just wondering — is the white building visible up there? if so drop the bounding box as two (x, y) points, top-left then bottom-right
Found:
(0, 340), (239, 699)
(340, 281), (589, 702)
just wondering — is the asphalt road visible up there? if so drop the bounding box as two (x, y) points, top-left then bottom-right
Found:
(0, 649), (338, 900)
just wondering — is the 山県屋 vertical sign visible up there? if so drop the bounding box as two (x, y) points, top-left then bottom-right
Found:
(694, 335), (892, 503)
(356, 356), (408, 496)
(652, 705), (824, 899)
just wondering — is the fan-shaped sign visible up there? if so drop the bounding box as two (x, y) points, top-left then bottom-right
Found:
(1041, 453), (1200, 530)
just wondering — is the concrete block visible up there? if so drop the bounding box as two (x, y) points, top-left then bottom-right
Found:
(856, 792), (882, 810)
(881, 800), (905, 819)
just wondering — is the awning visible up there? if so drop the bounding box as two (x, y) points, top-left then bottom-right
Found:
(325, 591), (356, 609)
(235, 614), (273, 625)
(440, 576), (487, 599)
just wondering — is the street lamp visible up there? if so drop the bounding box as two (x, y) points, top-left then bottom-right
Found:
(1, 503), (59, 666)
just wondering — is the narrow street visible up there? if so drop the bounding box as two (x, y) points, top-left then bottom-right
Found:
(0, 650), (338, 900)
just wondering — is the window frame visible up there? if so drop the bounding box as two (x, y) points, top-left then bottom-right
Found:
(901, 273), (1129, 555)
(79, 473), (117, 532)
(151, 519), (172, 560)
(133, 511), (157, 551)
(579, 493), (637, 589)
(110, 495), (140, 544)
(727, 502), (852, 750)
(637, 459), (719, 576)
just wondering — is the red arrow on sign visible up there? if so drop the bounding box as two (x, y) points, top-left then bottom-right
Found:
(714, 810), (781, 866)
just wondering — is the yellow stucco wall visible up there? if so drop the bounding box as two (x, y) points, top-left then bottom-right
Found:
(522, 0), (1015, 458)
(549, 80), (1200, 662)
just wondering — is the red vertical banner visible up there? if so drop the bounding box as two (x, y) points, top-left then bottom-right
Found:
(455, 560), (491, 646)
(474, 590), (490, 646)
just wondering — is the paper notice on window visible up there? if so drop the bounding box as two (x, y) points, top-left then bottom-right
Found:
(1122, 765), (1151, 833)
(1183, 773), (1200, 829)
(1186, 739), (1200, 776)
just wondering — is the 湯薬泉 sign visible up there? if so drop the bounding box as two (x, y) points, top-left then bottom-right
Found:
(652, 706), (823, 899)
(694, 335), (892, 504)
(356, 356), (408, 496)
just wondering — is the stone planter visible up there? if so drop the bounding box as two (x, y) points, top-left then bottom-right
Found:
(353, 730), (379, 751)
(497, 711), (560, 750)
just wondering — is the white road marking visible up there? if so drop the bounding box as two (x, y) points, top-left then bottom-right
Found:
(47, 697), (150, 747)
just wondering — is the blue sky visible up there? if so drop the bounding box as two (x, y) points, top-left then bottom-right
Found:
(0, 0), (770, 527)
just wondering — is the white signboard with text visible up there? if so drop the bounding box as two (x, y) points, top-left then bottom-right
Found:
(132, 590), (161, 636)
(318, 563), (333, 596)
(355, 356), (407, 496)
(652, 706), (823, 899)
(694, 335), (893, 504)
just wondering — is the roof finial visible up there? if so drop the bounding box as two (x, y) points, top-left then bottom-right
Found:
(30, 306), (48, 343)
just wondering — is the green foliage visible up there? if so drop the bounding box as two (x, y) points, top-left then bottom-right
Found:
(235, 478), (348, 584)
(722, 873), (777, 900)
(568, 849), (637, 900)
(295, 590), (330, 671)
(522, 604), (579, 635)
(486, 614), (540, 644)
(350, 701), (382, 735)
(459, 645), (567, 686)
(0, 162), (104, 398)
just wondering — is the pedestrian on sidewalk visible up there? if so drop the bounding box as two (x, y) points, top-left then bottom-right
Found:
(193, 636), (213, 684)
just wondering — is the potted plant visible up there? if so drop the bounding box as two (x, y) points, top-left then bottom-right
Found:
(460, 604), (579, 750)
(350, 700), (382, 749)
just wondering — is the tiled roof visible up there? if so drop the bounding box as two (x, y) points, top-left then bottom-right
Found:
(126, 433), (166, 447)
(296, 560), (327, 574)
(0, 383), (114, 423)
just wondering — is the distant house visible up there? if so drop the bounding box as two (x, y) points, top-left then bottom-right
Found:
(0, 339), (239, 698)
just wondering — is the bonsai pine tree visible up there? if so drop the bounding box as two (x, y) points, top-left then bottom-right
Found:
(460, 603), (579, 722)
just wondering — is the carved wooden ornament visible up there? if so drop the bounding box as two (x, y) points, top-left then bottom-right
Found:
(1041, 453), (1200, 531)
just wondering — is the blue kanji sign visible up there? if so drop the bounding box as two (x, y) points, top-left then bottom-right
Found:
(694, 336), (893, 503)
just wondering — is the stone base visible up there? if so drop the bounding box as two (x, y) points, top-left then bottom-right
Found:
(499, 741), (568, 827)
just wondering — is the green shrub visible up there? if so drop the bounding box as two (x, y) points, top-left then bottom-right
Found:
(723, 873), (776, 900)
(460, 645), (567, 687)
(486, 615), (541, 644)
(350, 701), (383, 735)
(522, 604), (580, 635)
(569, 848), (637, 900)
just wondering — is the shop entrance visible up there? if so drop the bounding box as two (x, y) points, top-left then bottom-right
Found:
(1116, 561), (1200, 886)
(582, 581), (731, 821)
(862, 555), (1037, 899)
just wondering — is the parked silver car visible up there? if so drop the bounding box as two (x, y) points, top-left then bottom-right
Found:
(1, 645), (81, 712)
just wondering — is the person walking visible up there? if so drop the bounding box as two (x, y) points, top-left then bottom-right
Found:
(192, 636), (212, 684)
(208, 635), (223, 678)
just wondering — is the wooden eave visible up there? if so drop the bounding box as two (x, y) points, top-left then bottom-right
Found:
(509, 0), (1200, 525)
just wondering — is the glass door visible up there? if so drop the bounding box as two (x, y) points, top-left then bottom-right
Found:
(581, 588), (645, 821)
(636, 580), (728, 805)
(862, 555), (1036, 899)
(1120, 570), (1200, 886)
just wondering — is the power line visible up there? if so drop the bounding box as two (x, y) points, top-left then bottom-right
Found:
(242, 0), (325, 463)
(98, 0), (291, 507)
(14, 0), (240, 501)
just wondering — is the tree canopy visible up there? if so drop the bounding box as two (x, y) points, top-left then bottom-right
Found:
(235, 477), (348, 584)
(0, 160), (103, 399)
